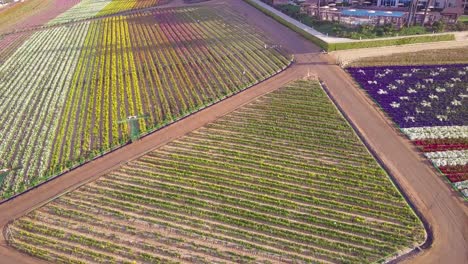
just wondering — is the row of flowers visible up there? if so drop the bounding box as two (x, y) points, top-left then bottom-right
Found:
(0, 22), (90, 196)
(0, 6), (291, 199)
(401, 126), (468, 140)
(0, 0), (122, 198)
(424, 150), (468, 167)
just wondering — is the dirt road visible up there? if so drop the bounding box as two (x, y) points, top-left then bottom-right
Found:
(330, 37), (468, 66)
(0, 0), (467, 263)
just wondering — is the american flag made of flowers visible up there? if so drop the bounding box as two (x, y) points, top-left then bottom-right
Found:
(348, 64), (468, 198)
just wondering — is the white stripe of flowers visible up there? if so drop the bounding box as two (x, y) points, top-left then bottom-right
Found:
(0, 28), (64, 155)
(0, 0), (111, 194)
(401, 126), (468, 141)
(0, 25), (86, 192)
(454, 180), (468, 198)
(48, 0), (114, 25)
(0, 0), (113, 193)
(454, 180), (468, 191)
(0, 29), (62, 191)
(424, 150), (468, 167)
(18, 23), (90, 186)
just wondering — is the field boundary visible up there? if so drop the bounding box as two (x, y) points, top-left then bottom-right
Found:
(243, 0), (455, 52)
(318, 80), (432, 264)
(0, 56), (294, 207)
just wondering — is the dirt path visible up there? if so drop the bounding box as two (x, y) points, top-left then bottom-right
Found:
(330, 37), (468, 66)
(0, 0), (467, 263)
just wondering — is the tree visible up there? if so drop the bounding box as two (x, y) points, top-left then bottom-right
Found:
(421, 0), (433, 26)
(407, 0), (420, 27)
(432, 20), (446, 32)
(317, 0), (321, 19)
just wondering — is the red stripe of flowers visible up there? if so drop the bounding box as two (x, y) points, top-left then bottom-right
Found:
(413, 139), (468, 152)
(439, 165), (468, 183)
(446, 174), (468, 183)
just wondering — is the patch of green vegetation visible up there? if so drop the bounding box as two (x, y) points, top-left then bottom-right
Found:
(459, 15), (468, 22)
(328, 34), (455, 51)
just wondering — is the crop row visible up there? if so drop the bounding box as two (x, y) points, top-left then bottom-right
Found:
(8, 80), (424, 264)
(48, 7), (289, 176)
(0, 0), (164, 35)
(0, 6), (290, 198)
(0, 22), (91, 197)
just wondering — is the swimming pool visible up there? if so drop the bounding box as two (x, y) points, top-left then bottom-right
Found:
(341, 9), (406, 17)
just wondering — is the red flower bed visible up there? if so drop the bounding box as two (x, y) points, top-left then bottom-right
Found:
(439, 165), (468, 173)
(439, 165), (468, 183)
(446, 174), (468, 183)
(414, 139), (468, 152)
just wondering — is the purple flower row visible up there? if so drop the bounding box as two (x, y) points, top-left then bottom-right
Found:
(348, 64), (468, 128)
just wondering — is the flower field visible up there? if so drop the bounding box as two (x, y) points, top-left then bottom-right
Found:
(50, 0), (166, 25)
(0, 0), (165, 65)
(0, 0), (82, 63)
(0, 0), (58, 34)
(0, 0), (164, 34)
(0, 0), (175, 66)
(348, 65), (468, 198)
(0, 4), (290, 199)
(6, 80), (424, 264)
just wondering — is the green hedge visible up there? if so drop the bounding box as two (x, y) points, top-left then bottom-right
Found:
(328, 34), (455, 51)
(243, 0), (455, 51)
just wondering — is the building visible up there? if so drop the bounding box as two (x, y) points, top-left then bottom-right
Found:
(286, 0), (465, 25)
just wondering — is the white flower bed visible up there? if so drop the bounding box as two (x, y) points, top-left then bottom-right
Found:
(0, 0), (114, 195)
(48, 0), (113, 25)
(461, 189), (468, 198)
(401, 126), (468, 140)
(0, 22), (90, 192)
(425, 150), (468, 167)
(454, 180), (468, 191)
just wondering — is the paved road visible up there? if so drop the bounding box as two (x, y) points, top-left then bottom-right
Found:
(0, 0), (467, 263)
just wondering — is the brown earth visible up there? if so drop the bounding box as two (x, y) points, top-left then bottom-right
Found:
(331, 40), (468, 67)
(0, 0), (467, 263)
(344, 46), (468, 67)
